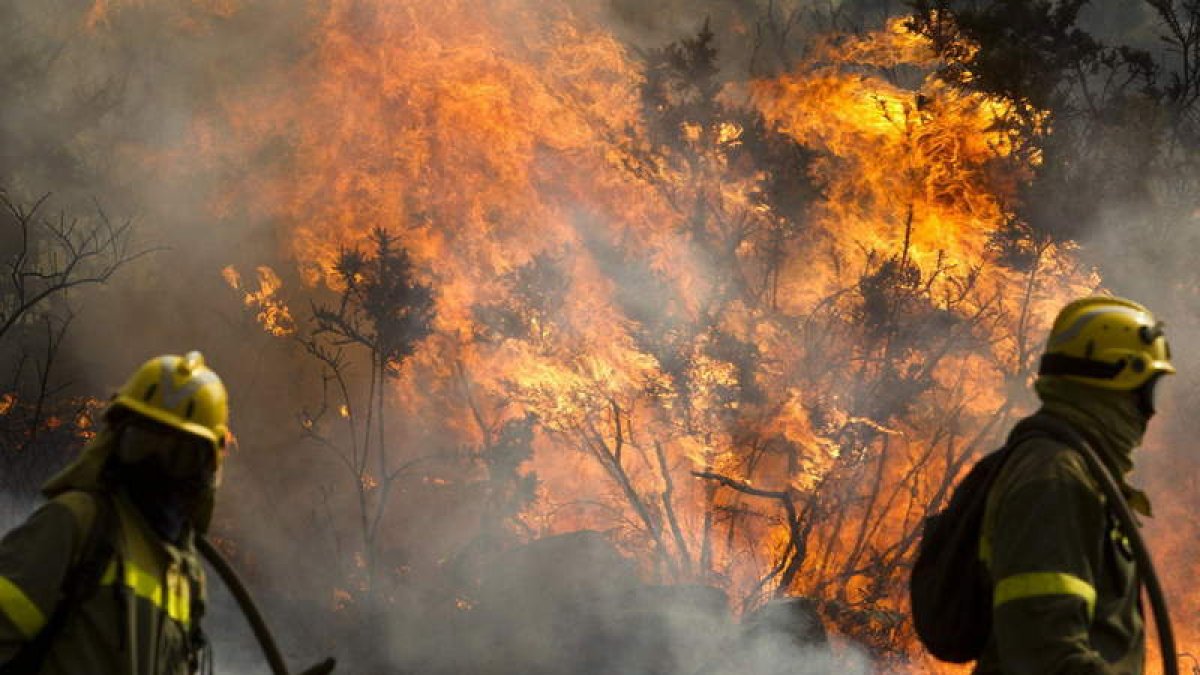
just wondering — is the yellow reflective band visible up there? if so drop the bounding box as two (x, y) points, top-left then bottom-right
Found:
(101, 561), (191, 627)
(979, 534), (992, 565)
(0, 576), (46, 638)
(994, 572), (1096, 619)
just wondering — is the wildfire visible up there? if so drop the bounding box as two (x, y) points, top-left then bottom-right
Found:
(129, 1), (1115, 666)
(752, 21), (1062, 322)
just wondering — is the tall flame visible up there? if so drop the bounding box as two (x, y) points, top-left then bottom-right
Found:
(180, 3), (1103, 665)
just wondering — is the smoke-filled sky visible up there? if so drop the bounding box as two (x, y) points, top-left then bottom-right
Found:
(4, 1), (1200, 673)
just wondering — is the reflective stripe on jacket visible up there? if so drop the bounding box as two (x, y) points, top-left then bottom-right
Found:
(0, 490), (205, 675)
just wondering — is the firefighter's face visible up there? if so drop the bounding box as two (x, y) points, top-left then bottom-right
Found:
(1135, 373), (1168, 420)
(116, 418), (217, 487)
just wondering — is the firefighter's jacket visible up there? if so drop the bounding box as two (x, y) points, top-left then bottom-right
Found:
(975, 377), (1151, 675)
(0, 429), (208, 674)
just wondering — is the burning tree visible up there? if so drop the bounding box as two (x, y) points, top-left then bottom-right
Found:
(907, 1), (1200, 664)
(294, 228), (435, 592)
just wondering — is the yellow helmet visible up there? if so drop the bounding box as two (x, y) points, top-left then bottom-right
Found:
(110, 351), (229, 455)
(1039, 296), (1174, 390)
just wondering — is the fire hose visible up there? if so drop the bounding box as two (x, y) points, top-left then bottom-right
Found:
(197, 537), (337, 675)
(1037, 416), (1178, 675)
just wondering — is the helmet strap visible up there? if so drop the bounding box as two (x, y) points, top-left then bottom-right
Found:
(1038, 353), (1125, 381)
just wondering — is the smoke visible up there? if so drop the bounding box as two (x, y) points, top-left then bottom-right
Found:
(591, 0), (761, 53)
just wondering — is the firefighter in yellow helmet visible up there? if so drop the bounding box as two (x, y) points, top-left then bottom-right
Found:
(0, 352), (227, 674)
(976, 297), (1173, 674)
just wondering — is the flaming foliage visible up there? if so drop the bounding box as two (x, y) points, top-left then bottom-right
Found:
(182, 0), (1098, 664)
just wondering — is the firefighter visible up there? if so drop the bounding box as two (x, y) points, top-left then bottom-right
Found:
(0, 351), (227, 674)
(976, 297), (1173, 674)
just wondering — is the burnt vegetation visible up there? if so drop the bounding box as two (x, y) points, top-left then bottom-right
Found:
(0, 192), (150, 511)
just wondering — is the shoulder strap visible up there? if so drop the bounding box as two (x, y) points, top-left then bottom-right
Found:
(984, 424), (1049, 489)
(0, 491), (117, 675)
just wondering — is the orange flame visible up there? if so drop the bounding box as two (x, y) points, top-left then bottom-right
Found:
(157, 3), (1105, 663)
(223, 265), (296, 336)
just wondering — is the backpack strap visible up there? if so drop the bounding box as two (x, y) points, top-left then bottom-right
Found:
(984, 424), (1051, 500)
(973, 424), (1057, 570)
(0, 491), (116, 675)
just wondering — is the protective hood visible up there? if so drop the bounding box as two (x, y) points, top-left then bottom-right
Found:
(42, 426), (118, 497)
(41, 421), (217, 534)
(1035, 375), (1153, 516)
